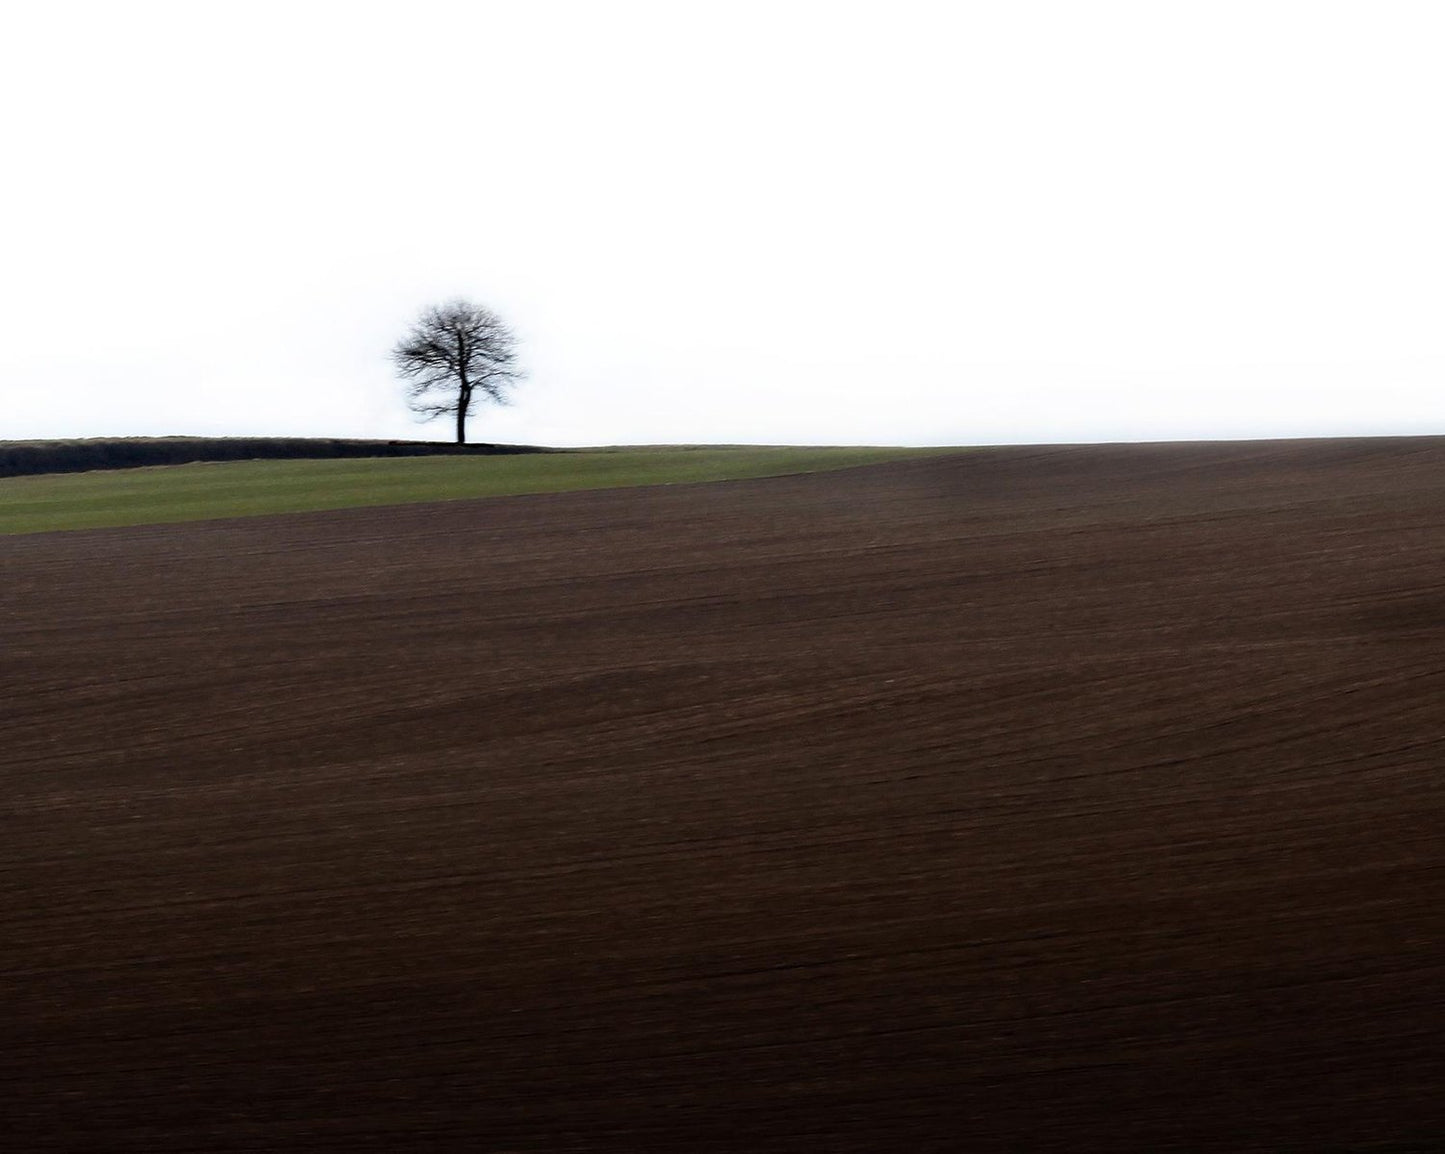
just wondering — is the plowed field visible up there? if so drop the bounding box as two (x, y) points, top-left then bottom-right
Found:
(4, 440), (1445, 1151)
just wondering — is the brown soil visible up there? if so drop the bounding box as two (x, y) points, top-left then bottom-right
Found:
(4, 440), (1444, 1152)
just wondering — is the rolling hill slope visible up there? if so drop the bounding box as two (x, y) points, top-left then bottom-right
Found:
(3, 440), (1444, 1151)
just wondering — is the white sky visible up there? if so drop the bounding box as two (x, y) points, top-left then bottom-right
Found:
(3, 0), (1442, 446)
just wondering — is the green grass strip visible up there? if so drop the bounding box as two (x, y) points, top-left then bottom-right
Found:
(0, 446), (953, 535)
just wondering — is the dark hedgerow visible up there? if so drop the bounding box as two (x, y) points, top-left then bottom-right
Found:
(0, 438), (549, 479)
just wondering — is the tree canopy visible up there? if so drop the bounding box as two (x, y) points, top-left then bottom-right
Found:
(393, 300), (522, 444)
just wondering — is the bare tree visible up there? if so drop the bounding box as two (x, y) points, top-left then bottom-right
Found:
(393, 300), (523, 444)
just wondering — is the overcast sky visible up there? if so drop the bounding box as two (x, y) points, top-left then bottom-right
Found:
(3, 1), (1442, 446)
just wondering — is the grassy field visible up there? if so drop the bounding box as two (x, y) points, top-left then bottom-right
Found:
(0, 446), (951, 535)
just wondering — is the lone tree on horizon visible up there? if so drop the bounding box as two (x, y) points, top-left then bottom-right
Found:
(393, 299), (523, 444)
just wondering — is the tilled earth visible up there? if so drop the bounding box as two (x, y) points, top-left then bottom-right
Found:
(4, 441), (1445, 1151)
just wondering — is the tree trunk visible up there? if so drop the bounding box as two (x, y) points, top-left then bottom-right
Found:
(456, 382), (470, 445)
(455, 338), (472, 444)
